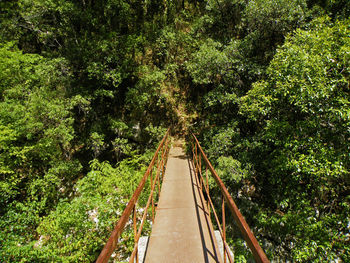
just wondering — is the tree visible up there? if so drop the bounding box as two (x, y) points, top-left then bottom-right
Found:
(240, 17), (350, 261)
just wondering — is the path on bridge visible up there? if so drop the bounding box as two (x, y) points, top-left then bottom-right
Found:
(144, 142), (222, 263)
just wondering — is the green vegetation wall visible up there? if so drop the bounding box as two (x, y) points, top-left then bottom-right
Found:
(186, 1), (349, 261)
(0, 0), (174, 261)
(1, 0), (349, 262)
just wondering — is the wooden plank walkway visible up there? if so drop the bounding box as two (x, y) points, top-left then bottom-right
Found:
(144, 143), (222, 263)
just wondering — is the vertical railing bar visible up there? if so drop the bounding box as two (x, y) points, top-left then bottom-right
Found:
(197, 155), (207, 196)
(206, 165), (209, 191)
(195, 142), (197, 157)
(157, 152), (161, 205)
(161, 143), (166, 180)
(206, 166), (210, 212)
(222, 195), (226, 263)
(157, 164), (161, 196)
(195, 142), (198, 175)
(133, 205), (138, 263)
(151, 180), (155, 223)
(150, 168), (153, 198)
(160, 143), (167, 180)
(163, 139), (170, 178)
(199, 154), (203, 191)
(199, 152), (202, 178)
(223, 239), (234, 263)
(161, 141), (165, 170)
(192, 146), (201, 176)
(192, 147), (197, 174)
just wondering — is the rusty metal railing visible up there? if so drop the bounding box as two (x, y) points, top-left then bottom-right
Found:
(96, 128), (171, 263)
(191, 133), (270, 263)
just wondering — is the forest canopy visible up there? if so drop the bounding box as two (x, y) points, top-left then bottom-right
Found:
(0, 0), (349, 262)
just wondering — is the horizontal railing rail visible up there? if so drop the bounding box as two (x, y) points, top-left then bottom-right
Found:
(191, 133), (270, 263)
(96, 128), (171, 263)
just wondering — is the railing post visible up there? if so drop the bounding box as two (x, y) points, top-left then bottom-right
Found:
(162, 139), (169, 179)
(222, 195), (226, 263)
(150, 167), (155, 224)
(199, 153), (203, 191)
(152, 193), (155, 224)
(199, 152), (202, 175)
(133, 205), (138, 263)
(195, 142), (198, 173)
(157, 165), (161, 197)
(206, 166), (210, 213)
(150, 169), (153, 196)
(192, 143), (196, 172)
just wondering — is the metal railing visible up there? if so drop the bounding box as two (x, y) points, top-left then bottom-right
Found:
(96, 128), (171, 263)
(191, 133), (270, 263)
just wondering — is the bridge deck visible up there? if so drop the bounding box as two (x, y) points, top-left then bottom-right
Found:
(144, 143), (222, 263)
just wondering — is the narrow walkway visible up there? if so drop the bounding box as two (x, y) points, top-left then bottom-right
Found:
(144, 143), (222, 263)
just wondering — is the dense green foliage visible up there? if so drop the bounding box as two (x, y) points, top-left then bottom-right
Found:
(184, 0), (349, 261)
(1, 0), (170, 261)
(1, 0), (349, 262)
(238, 17), (350, 261)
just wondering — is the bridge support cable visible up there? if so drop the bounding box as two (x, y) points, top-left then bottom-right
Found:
(191, 134), (270, 263)
(96, 128), (171, 263)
